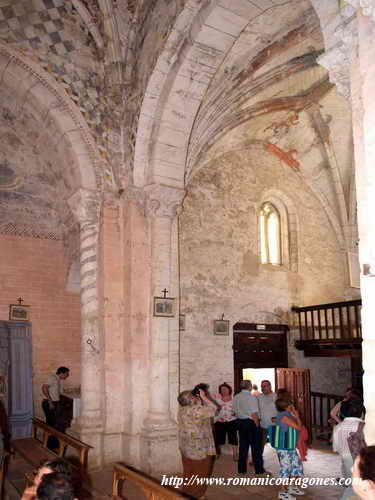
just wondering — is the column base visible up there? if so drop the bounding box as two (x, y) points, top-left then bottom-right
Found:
(69, 416), (104, 469)
(140, 421), (181, 475)
(79, 429), (104, 469)
(122, 431), (142, 468)
(103, 432), (124, 463)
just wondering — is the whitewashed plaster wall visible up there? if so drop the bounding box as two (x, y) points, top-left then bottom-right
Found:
(179, 145), (350, 392)
(288, 329), (352, 395)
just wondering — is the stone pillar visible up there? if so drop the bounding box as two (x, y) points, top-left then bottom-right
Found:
(100, 196), (127, 463)
(350, 7), (375, 445)
(68, 188), (104, 467)
(118, 186), (150, 467)
(140, 184), (185, 475)
(317, 0), (375, 442)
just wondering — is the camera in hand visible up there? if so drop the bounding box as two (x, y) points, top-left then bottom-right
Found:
(192, 383), (209, 396)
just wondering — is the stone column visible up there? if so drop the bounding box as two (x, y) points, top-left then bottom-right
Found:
(317, 0), (375, 443)
(68, 188), (104, 467)
(140, 184), (185, 474)
(100, 196), (126, 463)
(350, 6), (375, 445)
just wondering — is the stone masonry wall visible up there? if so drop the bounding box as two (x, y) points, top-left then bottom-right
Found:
(179, 146), (348, 392)
(0, 235), (81, 416)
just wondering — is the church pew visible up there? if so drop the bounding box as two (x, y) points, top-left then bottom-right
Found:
(11, 417), (92, 471)
(112, 463), (189, 499)
(10, 419), (106, 498)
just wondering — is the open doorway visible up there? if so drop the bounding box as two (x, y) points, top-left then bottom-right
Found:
(242, 368), (276, 392)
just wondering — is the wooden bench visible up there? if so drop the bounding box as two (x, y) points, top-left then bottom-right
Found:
(9, 419), (105, 499)
(11, 417), (92, 472)
(112, 463), (189, 500)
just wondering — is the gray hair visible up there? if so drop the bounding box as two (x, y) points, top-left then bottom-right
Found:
(240, 380), (252, 390)
(178, 390), (195, 407)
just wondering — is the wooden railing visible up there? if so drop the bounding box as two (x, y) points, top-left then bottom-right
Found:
(11, 419), (97, 499)
(31, 418), (92, 469)
(311, 391), (342, 441)
(112, 463), (188, 499)
(292, 299), (362, 341)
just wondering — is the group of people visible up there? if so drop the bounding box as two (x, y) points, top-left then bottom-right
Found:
(176, 380), (375, 500)
(177, 378), (308, 499)
(38, 369), (375, 500)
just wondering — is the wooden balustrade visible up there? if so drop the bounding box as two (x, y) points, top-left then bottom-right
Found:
(293, 300), (362, 357)
(292, 300), (362, 342)
(311, 391), (342, 441)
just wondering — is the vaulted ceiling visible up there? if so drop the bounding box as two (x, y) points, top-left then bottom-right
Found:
(0, 0), (355, 248)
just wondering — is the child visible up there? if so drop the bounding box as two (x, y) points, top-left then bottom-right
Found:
(275, 398), (305, 500)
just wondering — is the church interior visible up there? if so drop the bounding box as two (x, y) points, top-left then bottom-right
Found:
(0, 0), (374, 491)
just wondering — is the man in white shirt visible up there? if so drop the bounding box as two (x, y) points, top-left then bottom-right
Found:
(41, 367), (70, 449)
(257, 380), (277, 453)
(233, 380), (265, 475)
(333, 398), (365, 498)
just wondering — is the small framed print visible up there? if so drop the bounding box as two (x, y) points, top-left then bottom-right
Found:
(9, 304), (30, 321)
(179, 314), (186, 331)
(213, 319), (229, 336)
(153, 297), (175, 317)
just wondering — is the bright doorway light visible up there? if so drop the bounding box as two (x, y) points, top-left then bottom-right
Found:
(242, 368), (276, 392)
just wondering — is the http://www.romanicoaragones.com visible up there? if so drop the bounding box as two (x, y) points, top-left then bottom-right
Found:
(161, 475), (359, 489)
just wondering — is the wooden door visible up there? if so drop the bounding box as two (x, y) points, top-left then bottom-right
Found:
(233, 323), (288, 392)
(0, 321), (33, 439)
(276, 368), (311, 439)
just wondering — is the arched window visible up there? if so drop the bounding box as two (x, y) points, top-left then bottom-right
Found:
(259, 202), (281, 265)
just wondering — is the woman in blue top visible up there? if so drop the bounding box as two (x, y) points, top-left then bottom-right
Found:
(275, 398), (304, 500)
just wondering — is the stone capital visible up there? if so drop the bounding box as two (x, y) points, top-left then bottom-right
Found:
(121, 185), (146, 211)
(144, 184), (185, 218)
(68, 188), (101, 225)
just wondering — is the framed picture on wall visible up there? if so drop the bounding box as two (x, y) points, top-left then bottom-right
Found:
(9, 304), (30, 321)
(153, 297), (175, 317)
(213, 319), (229, 336)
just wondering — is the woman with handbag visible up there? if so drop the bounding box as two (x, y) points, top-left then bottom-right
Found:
(274, 398), (304, 500)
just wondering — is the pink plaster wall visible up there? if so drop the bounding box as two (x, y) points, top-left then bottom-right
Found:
(0, 235), (81, 412)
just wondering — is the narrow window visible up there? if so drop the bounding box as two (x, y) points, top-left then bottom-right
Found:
(259, 202), (281, 265)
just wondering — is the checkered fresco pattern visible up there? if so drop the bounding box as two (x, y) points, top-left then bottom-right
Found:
(0, 0), (83, 55)
(0, 0), (105, 155)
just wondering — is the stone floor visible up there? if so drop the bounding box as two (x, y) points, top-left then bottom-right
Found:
(89, 443), (354, 499)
